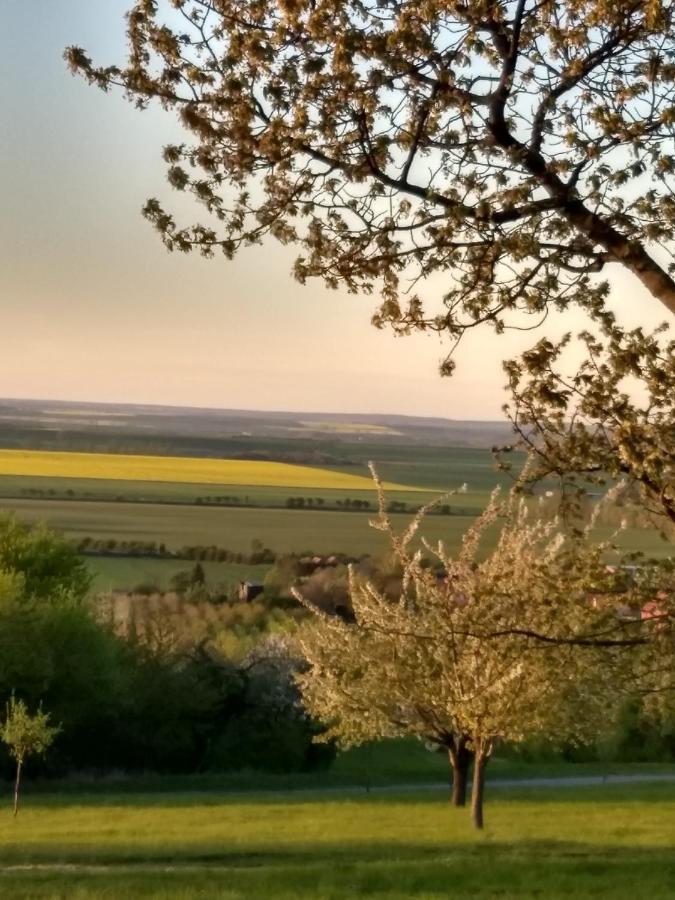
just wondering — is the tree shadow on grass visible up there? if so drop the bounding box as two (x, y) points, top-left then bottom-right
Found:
(0, 842), (674, 899)
(18, 778), (675, 813)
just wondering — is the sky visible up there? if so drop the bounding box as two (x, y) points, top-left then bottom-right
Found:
(1, 2), (670, 419)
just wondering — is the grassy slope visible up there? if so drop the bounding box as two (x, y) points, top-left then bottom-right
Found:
(0, 784), (674, 898)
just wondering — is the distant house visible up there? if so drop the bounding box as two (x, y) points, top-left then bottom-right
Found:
(238, 581), (264, 603)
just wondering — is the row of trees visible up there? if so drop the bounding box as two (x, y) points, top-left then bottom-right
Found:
(76, 537), (278, 565)
(77, 537), (171, 557)
(195, 495), (247, 504)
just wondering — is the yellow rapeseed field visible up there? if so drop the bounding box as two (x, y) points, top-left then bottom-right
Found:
(0, 449), (417, 492)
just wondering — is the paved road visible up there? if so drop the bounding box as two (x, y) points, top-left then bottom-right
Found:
(488, 773), (675, 789)
(215, 772), (675, 798)
(375, 773), (675, 793)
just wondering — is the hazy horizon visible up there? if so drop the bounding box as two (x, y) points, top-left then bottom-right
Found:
(0, 394), (509, 423)
(2, 2), (670, 419)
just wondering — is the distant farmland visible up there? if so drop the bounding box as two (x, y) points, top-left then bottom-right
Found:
(1, 498), (669, 560)
(0, 499), (476, 555)
(0, 449), (418, 492)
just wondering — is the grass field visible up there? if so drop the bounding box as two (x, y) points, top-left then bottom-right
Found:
(2, 499), (672, 556)
(87, 558), (270, 592)
(1, 497), (671, 560)
(0, 473), (446, 510)
(0, 450), (419, 492)
(1, 498), (481, 556)
(0, 783), (673, 898)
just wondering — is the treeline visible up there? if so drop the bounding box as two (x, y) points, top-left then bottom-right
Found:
(76, 539), (370, 566)
(75, 537), (277, 564)
(285, 496), (371, 510)
(0, 517), (334, 777)
(15, 487), (471, 517)
(285, 498), (471, 515)
(195, 494), (249, 505)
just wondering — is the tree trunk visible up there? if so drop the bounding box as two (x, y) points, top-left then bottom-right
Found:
(487, 100), (675, 317)
(471, 748), (489, 830)
(562, 202), (675, 316)
(448, 739), (472, 807)
(13, 759), (22, 818)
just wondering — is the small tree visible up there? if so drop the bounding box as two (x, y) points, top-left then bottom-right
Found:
(296, 471), (638, 828)
(190, 562), (207, 587)
(0, 697), (60, 817)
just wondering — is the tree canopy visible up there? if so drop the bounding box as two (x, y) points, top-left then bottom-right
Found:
(0, 516), (91, 603)
(0, 696), (60, 816)
(295, 475), (642, 827)
(67, 0), (675, 370)
(501, 322), (675, 526)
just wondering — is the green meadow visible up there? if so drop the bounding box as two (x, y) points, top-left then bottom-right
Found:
(87, 558), (270, 592)
(0, 783), (673, 898)
(0, 498), (479, 556)
(0, 497), (669, 564)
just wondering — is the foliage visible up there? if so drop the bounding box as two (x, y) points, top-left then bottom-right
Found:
(0, 695), (60, 815)
(0, 517), (329, 778)
(296, 473), (645, 826)
(67, 0), (675, 374)
(0, 515), (91, 603)
(263, 556), (303, 605)
(0, 696), (60, 766)
(600, 700), (675, 762)
(297, 565), (351, 616)
(501, 321), (675, 527)
(206, 635), (335, 772)
(168, 562), (208, 596)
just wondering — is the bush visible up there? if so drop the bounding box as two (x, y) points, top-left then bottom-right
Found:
(132, 581), (161, 596)
(205, 640), (335, 773)
(0, 516), (91, 602)
(0, 521), (334, 778)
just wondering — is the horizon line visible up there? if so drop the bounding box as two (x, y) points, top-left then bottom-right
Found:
(0, 396), (509, 425)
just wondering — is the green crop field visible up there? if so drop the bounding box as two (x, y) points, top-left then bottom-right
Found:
(0, 498), (670, 561)
(0, 783), (673, 898)
(0, 445), (519, 509)
(0, 473), (444, 510)
(0, 442), (669, 598)
(0, 498), (481, 556)
(0, 451), (506, 514)
(87, 558), (270, 592)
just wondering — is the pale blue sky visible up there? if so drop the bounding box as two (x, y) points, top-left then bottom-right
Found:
(1, 2), (669, 417)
